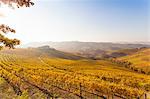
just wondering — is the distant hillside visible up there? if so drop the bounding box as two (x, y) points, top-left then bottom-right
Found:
(37, 46), (82, 60)
(21, 41), (150, 52)
(20, 41), (150, 58)
(0, 46), (82, 60)
(117, 48), (150, 74)
(103, 48), (144, 58)
(118, 48), (150, 67)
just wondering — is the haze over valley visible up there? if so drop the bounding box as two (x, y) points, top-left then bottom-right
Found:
(0, 0), (149, 98)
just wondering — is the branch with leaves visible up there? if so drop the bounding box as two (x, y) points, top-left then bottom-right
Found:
(0, 0), (34, 8)
(0, 0), (34, 50)
(0, 24), (20, 49)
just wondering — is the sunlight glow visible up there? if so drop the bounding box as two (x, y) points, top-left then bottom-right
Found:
(0, 0), (149, 44)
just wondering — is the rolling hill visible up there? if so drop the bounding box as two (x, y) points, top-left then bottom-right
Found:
(21, 42), (150, 52)
(0, 48), (150, 98)
(0, 46), (149, 98)
(117, 48), (150, 74)
(102, 47), (144, 58)
(1, 46), (82, 60)
(20, 41), (150, 59)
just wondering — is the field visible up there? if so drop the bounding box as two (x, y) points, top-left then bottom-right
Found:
(0, 48), (150, 99)
(117, 48), (150, 74)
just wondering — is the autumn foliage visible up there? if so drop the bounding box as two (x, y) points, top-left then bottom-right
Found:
(0, 24), (20, 49)
(0, 0), (34, 8)
(0, 0), (34, 49)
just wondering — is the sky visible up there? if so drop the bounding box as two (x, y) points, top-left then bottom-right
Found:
(0, 0), (149, 44)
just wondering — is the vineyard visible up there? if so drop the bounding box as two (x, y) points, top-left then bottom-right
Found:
(117, 48), (150, 74)
(0, 49), (150, 99)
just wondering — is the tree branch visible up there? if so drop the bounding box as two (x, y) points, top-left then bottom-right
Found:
(0, 0), (34, 8)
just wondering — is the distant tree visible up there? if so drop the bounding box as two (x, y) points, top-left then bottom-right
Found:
(0, 0), (34, 49)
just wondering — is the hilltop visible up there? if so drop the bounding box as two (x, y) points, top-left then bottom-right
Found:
(21, 41), (150, 52)
(20, 41), (150, 58)
(117, 48), (150, 74)
(0, 46), (82, 60)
